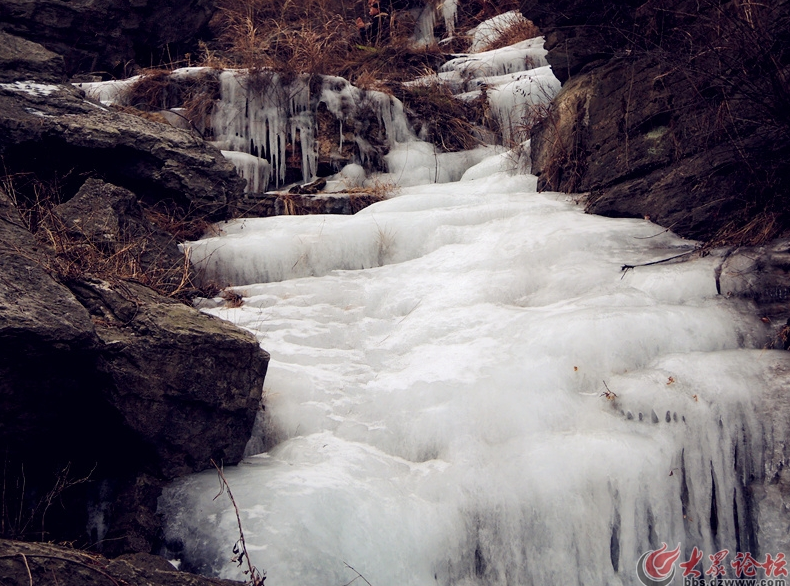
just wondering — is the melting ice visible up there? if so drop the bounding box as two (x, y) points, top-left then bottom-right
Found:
(161, 152), (789, 585)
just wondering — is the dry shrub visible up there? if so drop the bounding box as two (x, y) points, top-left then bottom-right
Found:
(125, 69), (221, 137)
(399, 82), (483, 151)
(2, 171), (208, 301)
(340, 42), (446, 87)
(208, 0), (358, 74)
(478, 17), (540, 52)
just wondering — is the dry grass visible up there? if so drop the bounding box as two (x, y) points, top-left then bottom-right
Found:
(2, 171), (212, 301)
(125, 69), (221, 137)
(399, 82), (484, 151)
(344, 176), (399, 199)
(705, 211), (783, 248)
(207, 0), (358, 74)
(477, 17), (540, 52)
(221, 289), (245, 308)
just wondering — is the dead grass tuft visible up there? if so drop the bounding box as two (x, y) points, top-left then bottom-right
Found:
(399, 82), (483, 151)
(2, 170), (214, 302)
(125, 69), (221, 137)
(221, 289), (245, 308)
(478, 17), (540, 52)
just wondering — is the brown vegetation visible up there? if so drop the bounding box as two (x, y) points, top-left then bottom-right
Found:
(477, 17), (540, 52)
(1, 169), (210, 301)
(399, 82), (484, 151)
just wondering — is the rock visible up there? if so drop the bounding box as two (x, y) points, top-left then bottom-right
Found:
(0, 539), (245, 586)
(52, 178), (189, 291)
(234, 191), (384, 217)
(719, 241), (790, 325)
(0, 80), (245, 220)
(522, 0), (790, 243)
(68, 278), (269, 480)
(0, 30), (64, 83)
(61, 277), (269, 553)
(0, 183), (269, 553)
(0, 0), (217, 77)
(288, 177), (327, 195)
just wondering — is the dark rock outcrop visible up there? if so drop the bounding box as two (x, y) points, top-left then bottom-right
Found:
(0, 0), (217, 77)
(0, 29), (64, 83)
(70, 278), (268, 480)
(52, 178), (189, 290)
(0, 75), (245, 220)
(0, 184), (269, 553)
(0, 539), (244, 586)
(522, 0), (790, 243)
(0, 27), (268, 558)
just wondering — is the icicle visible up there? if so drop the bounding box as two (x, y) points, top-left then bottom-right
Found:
(440, 0), (458, 37)
(412, 3), (437, 47)
(221, 150), (271, 194)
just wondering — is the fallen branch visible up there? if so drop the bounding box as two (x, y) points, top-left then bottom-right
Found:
(621, 248), (700, 277)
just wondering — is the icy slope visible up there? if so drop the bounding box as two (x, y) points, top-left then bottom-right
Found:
(161, 159), (786, 585)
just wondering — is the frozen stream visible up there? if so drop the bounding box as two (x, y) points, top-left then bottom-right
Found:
(160, 165), (790, 585)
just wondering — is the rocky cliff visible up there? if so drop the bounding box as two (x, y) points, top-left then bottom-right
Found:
(0, 0), (217, 77)
(521, 0), (790, 246)
(0, 25), (269, 560)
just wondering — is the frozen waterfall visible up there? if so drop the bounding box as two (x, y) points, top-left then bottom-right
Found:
(146, 18), (790, 586)
(161, 164), (789, 585)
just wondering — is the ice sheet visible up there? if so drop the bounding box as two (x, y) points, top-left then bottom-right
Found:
(163, 172), (783, 586)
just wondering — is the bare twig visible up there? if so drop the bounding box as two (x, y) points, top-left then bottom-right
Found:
(600, 380), (617, 400)
(20, 553), (32, 586)
(210, 459), (265, 586)
(343, 562), (374, 586)
(621, 248), (700, 277)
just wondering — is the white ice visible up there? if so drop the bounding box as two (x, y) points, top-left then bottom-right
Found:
(1, 80), (63, 97)
(221, 151), (271, 194)
(76, 77), (139, 105)
(162, 151), (787, 586)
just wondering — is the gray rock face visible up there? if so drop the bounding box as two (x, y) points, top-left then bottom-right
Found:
(0, 30), (267, 557)
(0, 29), (64, 83)
(0, 0), (217, 77)
(0, 184), (269, 553)
(522, 0), (790, 243)
(70, 278), (269, 480)
(0, 79), (245, 220)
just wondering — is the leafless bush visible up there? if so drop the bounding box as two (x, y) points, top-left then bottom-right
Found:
(477, 17), (540, 52)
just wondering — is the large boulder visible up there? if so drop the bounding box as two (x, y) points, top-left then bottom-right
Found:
(69, 278), (269, 480)
(0, 185), (269, 554)
(522, 0), (790, 244)
(0, 0), (217, 77)
(0, 79), (245, 220)
(0, 29), (63, 83)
